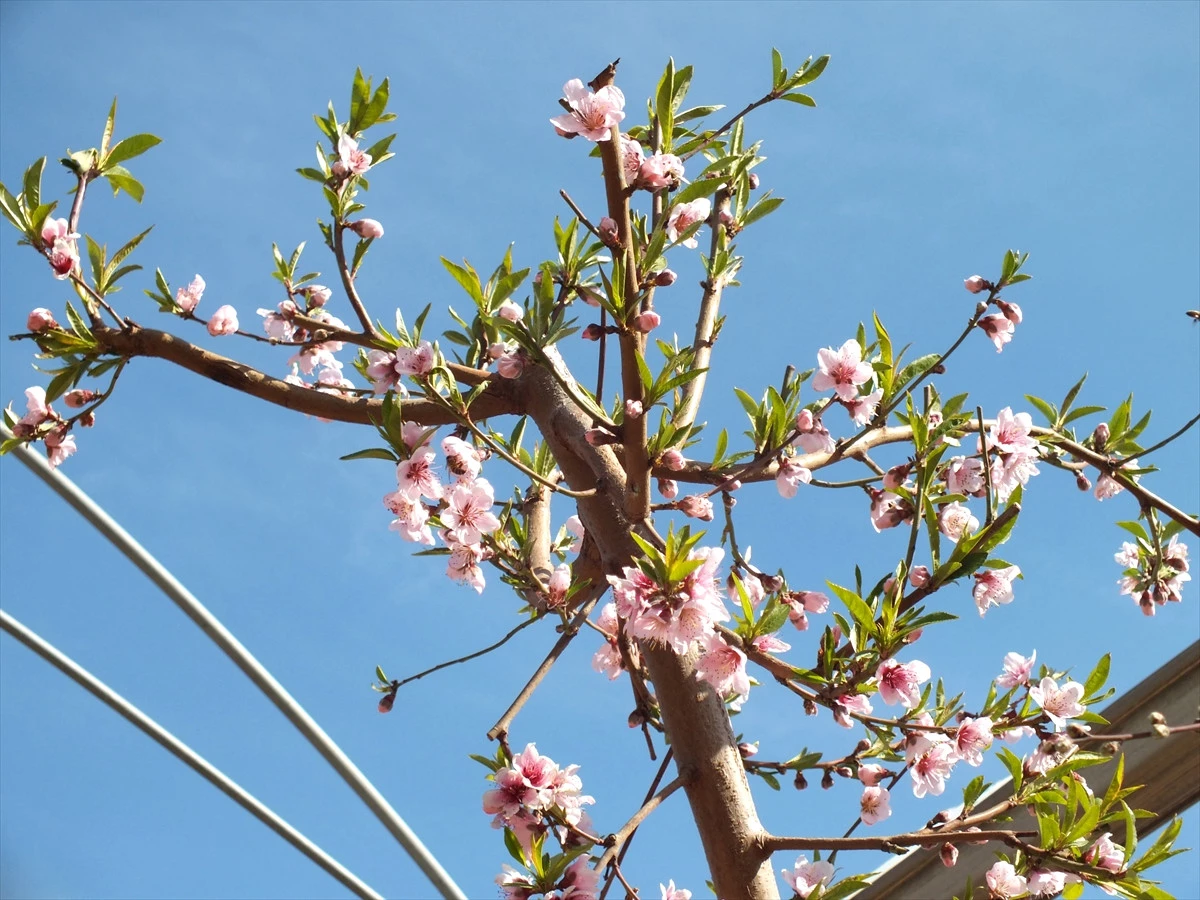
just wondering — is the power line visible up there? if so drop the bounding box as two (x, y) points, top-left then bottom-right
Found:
(1, 427), (466, 900)
(0, 609), (384, 900)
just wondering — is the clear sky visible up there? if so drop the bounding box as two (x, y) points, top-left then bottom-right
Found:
(0, 2), (1197, 899)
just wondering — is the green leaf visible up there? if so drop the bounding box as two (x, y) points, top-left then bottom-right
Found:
(742, 195), (784, 227)
(100, 98), (118, 157)
(22, 157), (45, 213)
(676, 104), (724, 124)
(770, 48), (785, 89)
(780, 92), (817, 107)
(104, 168), (145, 202)
(759, 771), (781, 791)
(893, 353), (941, 395)
(0, 182), (29, 232)
(1084, 653), (1111, 699)
(340, 447), (399, 462)
(1024, 394), (1059, 426)
(790, 55), (830, 87)
(827, 582), (875, 636)
(997, 746), (1023, 792)
(441, 257), (484, 304)
(1060, 372), (1088, 417)
(103, 133), (162, 168)
(107, 226), (153, 273)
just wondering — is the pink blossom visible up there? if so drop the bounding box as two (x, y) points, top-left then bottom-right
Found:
(560, 857), (600, 897)
(496, 866), (535, 900)
(565, 515), (585, 553)
(658, 477), (679, 499)
(396, 451), (444, 501)
(973, 566), (1021, 616)
(794, 591), (829, 613)
(257, 300), (297, 341)
(876, 658), (931, 708)
(985, 861), (1027, 899)
(42, 218), (79, 280)
(858, 763), (887, 786)
(794, 409), (835, 454)
(1094, 458), (1139, 501)
(666, 198), (712, 248)
(780, 856), (834, 899)
(813, 339), (874, 402)
(639, 153), (685, 191)
(44, 428), (77, 468)
(660, 448), (686, 471)
(870, 489), (913, 532)
(677, 494), (714, 521)
(1085, 833), (1124, 874)
(446, 540), (486, 593)
(610, 546), (729, 653)
(696, 633), (750, 710)
(1029, 676), (1086, 728)
(1026, 870), (1068, 897)
(660, 880), (691, 900)
(909, 565), (931, 588)
(171, 274), (205, 312)
(845, 388), (883, 426)
(384, 491), (435, 545)
(206, 305), (239, 336)
(620, 137), (644, 184)
(911, 742), (956, 798)
(859, 785), (891, 825)
(945, 455), (986, 496)
(26, 308), (59, 332)
(987, 408), (1037, 454)
(496, 298), (524, 322)
(1114, 541), (1140, 568)
(964, 275), (988, 294)
(304, 284), (332, 307)
(442, 435), (482, 482)
(337, 133), (372, 175)
(952, 716), (994, 766)
(62, 389), (95, 409)
(752, 633), (791, 654)
(776, 456), (813, 498)
(995, 299), (1022, 324)
(625, 399), (643, 420)
(348, 218), (384, 239)
(995, 650), (1036, 689)
(395, 341), (435, 377)
(833, 693), (873, 728)
(495, 350), (526, 379)
(550, 78), (626, 142)
(904, 712), (950, 763)
(990, 450), (1040, 503)
(442, 478), (501, 544)
(633, 311), (661, 333)
(941, 843), (959, 868)
(938, 501), (979, 541)
(546, 564), (572, 608)
(978, 313), (1015, 351)
(883, 463), (912, 490)
(364, 349), (401, 393)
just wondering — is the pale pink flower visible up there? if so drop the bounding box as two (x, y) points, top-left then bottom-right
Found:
(495, 350), (526, 379)
(973, 565), (1021, 616)
(365, 349), (401, 393)
(442, 478), (501, 545)
(384, 490), (435, 545)
(833, 693), (873, 728)
(546, 564), (572, 608)
(938, 501), (979, 541)
(658, 477), (679, 499)
(18, 386), (53, 428)
(1030, 676), (1086, 728)
(964, 275), (987, 294)
(396, 451), (444, 501)
(876, 658), (931, 708)
(995, 650), (1036, 688)
(625, 399), (643, 420)
(496, 865), (535, 900)
(639, 153), (685, 191)
(776, 456), (812, 498)
(952, 716), (994, 766)
(560, 856), (600, 897)
(304, 284), (332, 307)
(870, 489), (913, 532)
(780, 856), (834, 899)
(1026, 870), (1067, 897)
(696, 633), (750, 710)
(442, 435), (482, 482)
(206, 305), (239, 336)
(860, 785), (891, 825)
(42, 218), (79, 279)
(550, 78), (626, 141)
(660, 448), (686, 471)
(1114, 541), (1140, 568)
(1085, 833), (1124, 874)
(677, 494), (714, 521)
(175, 274), (205, 311)
(633, 310), (661, 333)
(446, 539), (486, 593)
(395, 341), (435, 377)
(985, 861), (1027, 899)
(62, 389), (95, 409)
(337, 133), (372, 175)
(666, 198), (712, 248)
(904, 712), (950, 763)
(990, 450), (1040, 502)
(794, 409), (835, 454)
(496, 298), (524, 322)
(348, 218), (384, 239)
(401, 421), (434, 452)
(1095, 458), (1139, 501)
(911, 742), (956, 798)
(945, 455), (986, 496)
(794, 591), (829, 613)
(987, 408), (1037, 454)
(257, 300), (297, 341)
(1001, 725), (1036, 744)
(565, 515), (585, 553)
(26, 308), (58, 331)
(909, 565), (931, 588)
(978, 313), (1015, 352)
(44, 428), (77, 468)
(660, 880), (691, 900)
(621, 137), (644, 184)
(752, 633), (792, 654)
(813, 339), (874, 402)
(845, 388), (883, 426)
(995, 298), (1022, 323)
(858, 763), (887, 786)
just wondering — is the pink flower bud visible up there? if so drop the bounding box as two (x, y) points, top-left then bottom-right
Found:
(79, 411), (96, 428)
(904, 628), (923, 644)
(995, 298), (1022, 324)
(748, 173), (760, 189)
(598, 216), (619, 246)
(585, 428), (617, 446)
(820, 770), (835, 790)
(63, 389), (96, 409)
(796, 408), (815, 432)
(654, 269), (678, 287)
(677, 494), (714, 521)
(207, 305), (239, 336)
(794, 771), (809, 789)
(624, 399), (643, 420)
(632, 311), (661, 333)
(722, 479), (742, 492)
(1092, 422), (1110, 450)
(964, 275), (988, 294)
(657, 477), (679, 500)
(718, 209), (735, 227)
(496, 352), (525, 379)
(349, 218), (385, 239)
(909, 565), (931, 588)
(582, 324), (603, 341)
(377, 691), (396, 714)
(496, 299), (524, 322)
(883, 463), (912, 490)
(738, 742), (758, 759)
(940, 843), (958, 868)
(858, 763), (887, 786)
(27, 308), (58, 332)
(660, 448), (686, 471)
(305, 285), (332, 308)
(1075, 471), (1092, 492)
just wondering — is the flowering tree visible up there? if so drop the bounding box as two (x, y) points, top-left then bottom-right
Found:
(2, 53), (1196, 900)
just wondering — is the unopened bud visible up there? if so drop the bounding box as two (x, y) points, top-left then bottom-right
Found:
(585, 428), (617, 447)
(855, 739), (872, 754)
(995, 298), (1022, 324)
(940, 843), (958, 868)
(657, 478), (679, 500)
(1066, 723), (1091, 739)
(1149, 711), (1167, 726)
(804, 699), (818, 717)
(582, 323), (604, 341)
(1093, 422), (1110, 450)
(1102, 741), (1121, 755)
(908, 565), (931, 588)
(1075, 471), (1092, 491)
(660, 449), (686, 471)
(836, 766), (853, 778)
(654, 269), (678, 287)
(718, 208), (736, 226)
(761, 574), (784, 594)
(628, 709), (646, 728)
(904, 628), (923, 644)
(624, 399), (643, 420)
(377, 692), (396, 714)
(820, 770), (835, 790)
(348, 218), (385, 239)
(632, 311), (661, 333)
(598, 216), (620, 247)
(738, 742), (759, 759)
(748, 173), (760, 189)
(63, 389), (96, 409)
(964, 275), (988, 294)
(79, 411), (96, 428)
(793, 771), (808, 790)
(883, 463), (912, 490)
(27, 308), (59, 332)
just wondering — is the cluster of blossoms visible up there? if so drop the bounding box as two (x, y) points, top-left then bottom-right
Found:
(172, 272), (240, 337)
(812, 338), (883, 426)
(780, 856), (834, 898)
(496, 858), (598, 900)
(981, 407), (1041, 502)
(9, 386), (78, 467)
(363, 340), (434, 393)
(985, 858), (1091, 899)
(1116, 534), (1190, 615)
(40, 217), (79, 280)
(620, 137), (686, 193)
(381, 425), (499, 593)
(965, 275), (1024, 353)
(482, 743), (595, 847)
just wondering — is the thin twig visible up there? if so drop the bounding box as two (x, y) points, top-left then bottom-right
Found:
(978, 406), (995, 525)
(559, 190), (602, 240)
(595, 773), (689, 871)
(394, 615), (543, 689)
(333, 222), (379, 338)
(1137, 411), (1200, 459)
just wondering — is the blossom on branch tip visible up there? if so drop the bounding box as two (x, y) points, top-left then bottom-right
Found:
(780, 856), (834, 899)
(304, 284), (332, 308)
(973, 565), (1021, 616)
(395, 340), (435, 377)
(833, 692), (873, 728)
(978, 313), (1015, 352)
(995, 649), (1036, 688)
(41, 218), (79, 280)
(964, 275), (988, 294)
(564, 515), (585, 553)
(639, 152), (685, 191)
(667, 198), (712, 248)
(26, 308), (58, 332)
(859, 785), (891, 825)
(1085, 833), (1125, 874)
(175, 274), (205, 312)
(550, 78), (626, 142)
(546, 564), (571, 609)
(206, 305), (239, 336)
(813, 338), (874, 401)
(336, 134), (372, 175)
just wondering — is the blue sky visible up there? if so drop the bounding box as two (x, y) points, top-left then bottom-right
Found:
(0, 2), (1197, 899)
